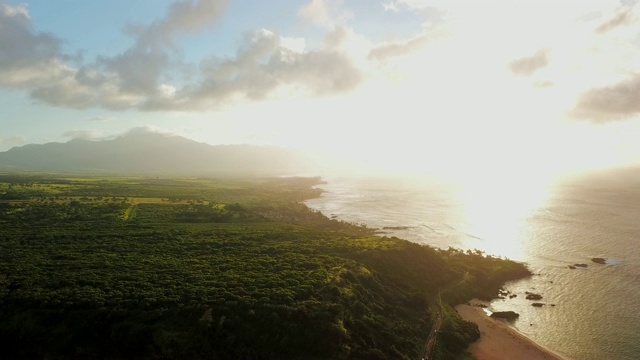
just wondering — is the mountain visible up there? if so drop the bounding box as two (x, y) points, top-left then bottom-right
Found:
(0, 131), (313, 175)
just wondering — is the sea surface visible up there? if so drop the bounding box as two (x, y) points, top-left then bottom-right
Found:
(305, 169), (640, 360)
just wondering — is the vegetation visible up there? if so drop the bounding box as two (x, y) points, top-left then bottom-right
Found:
(0, 174), (530, 359)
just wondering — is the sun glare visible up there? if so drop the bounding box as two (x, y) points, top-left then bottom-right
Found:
(452, 169), (555, 260)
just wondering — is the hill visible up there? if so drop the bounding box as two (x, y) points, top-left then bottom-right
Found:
(0, 131), (311, 175)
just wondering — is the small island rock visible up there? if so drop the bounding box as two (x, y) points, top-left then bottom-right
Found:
(532, 303), (545, 307)
(525, 293), (543, 300)
(490, 311), (520, 320)
(591, 257), (606, 264)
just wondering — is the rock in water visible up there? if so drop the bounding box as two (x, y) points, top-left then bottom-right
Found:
(525, 293), (543, 300)
(490, 311), (520, 320)
(591, 257), (606, 264)
(532, 303), (545, 307)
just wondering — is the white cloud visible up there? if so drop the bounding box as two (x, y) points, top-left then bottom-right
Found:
(158, 84), (177, 98)
(62, 129), (104, 140)
(95, 0), (228, 95)
(572, 74), (640, 122)
(509, 50), (549, 76)
(1, 3), (29, 18)
(595, 5), (637, 34)
(299, 0), (332, 27)
(368, 29), (443, 61)
(120, 126), (177, 137)
(6, 0), (228, 110)
(0, 3), (68, 88)
(298, 0), (351, 29)
(124, 0), (228, 49)
(0, 135), (27, 145)
(0, 0), (365, 112)
(87, 116), (115, 122)
(382, 2), (399, 12)
(159, 28), (363, 110)
(280, 36), (306, 53)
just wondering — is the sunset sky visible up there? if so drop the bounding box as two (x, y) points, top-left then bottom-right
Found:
(2, 0), (640, 176)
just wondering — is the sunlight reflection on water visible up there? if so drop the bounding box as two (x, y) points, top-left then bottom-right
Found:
(305, 172), (640, 360)
(452, 174), (555, 260)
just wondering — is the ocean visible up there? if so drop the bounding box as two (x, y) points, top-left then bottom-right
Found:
(305, 169), (640, 360)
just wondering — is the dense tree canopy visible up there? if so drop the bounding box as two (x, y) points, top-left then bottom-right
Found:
(0, 174), (529, 359)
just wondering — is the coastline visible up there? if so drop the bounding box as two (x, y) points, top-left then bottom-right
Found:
(456, 300), (570, 360)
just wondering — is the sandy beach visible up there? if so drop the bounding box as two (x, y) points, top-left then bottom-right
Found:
(455, 301), (570, 360)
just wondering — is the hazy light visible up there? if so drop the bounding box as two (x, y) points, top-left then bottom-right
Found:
(453, 171), (556, 260)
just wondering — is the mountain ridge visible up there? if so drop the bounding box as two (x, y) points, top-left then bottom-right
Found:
(0, 131), (312, 176)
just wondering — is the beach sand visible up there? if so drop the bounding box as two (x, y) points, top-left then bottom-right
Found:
(455, 301), (569, 360)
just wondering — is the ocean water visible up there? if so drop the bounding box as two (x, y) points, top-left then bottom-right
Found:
(305, 170), (640, 360)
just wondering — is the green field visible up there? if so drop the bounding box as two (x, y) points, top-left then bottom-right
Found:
(0, 174), (530, 359)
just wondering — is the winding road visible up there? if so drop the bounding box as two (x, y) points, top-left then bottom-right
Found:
(422, 272), (469, 360)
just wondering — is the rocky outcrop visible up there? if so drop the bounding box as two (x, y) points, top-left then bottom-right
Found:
(532, 303), (545, 307)
(592, 257), (606, 264)
(525, 292), (543, 300)
(490, 311), (520, 320)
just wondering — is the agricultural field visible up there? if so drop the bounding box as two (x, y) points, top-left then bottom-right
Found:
(0, 174), (529, 359)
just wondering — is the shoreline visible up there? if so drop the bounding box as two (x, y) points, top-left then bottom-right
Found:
(456, 300), (570, 360)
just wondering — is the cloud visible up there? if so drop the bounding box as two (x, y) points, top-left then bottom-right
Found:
(0, 135), (27, 145)
(62, 129), (104, 140)
(119, 126), (177, 137)
(392, 0), (430, 11)
(142, 29), (363, 110)
(534, 80), (554, 88)
(137, 0), (228, 46)
(0, 0), (228, 110)
(572, 74), (640, 122)
(508, 50), (549, 76)
(0, 3), (69, 88)
(62, 127), (167, 141)
(96, 0), (228, 96)
(368, 32), (436, 61)
(391, 0), (444, 15)
(0, 0), (363, 112)
(299, 0), (332, 27)
(298, 0), (351, 29)
(0, 2), (131, 109)
(87, 116), (116, 122)
(98, 48), (170, 95)
(382, 2), (399, 12)
(38, 28), (361, 112)
(30, 77), (97, 109)
(595, 6), (636, 33)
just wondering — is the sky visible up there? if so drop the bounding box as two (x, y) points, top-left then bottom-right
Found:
(2, 0), (640, 178)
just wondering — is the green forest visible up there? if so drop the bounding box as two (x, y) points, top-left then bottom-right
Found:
(0, 174), (530, 359)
